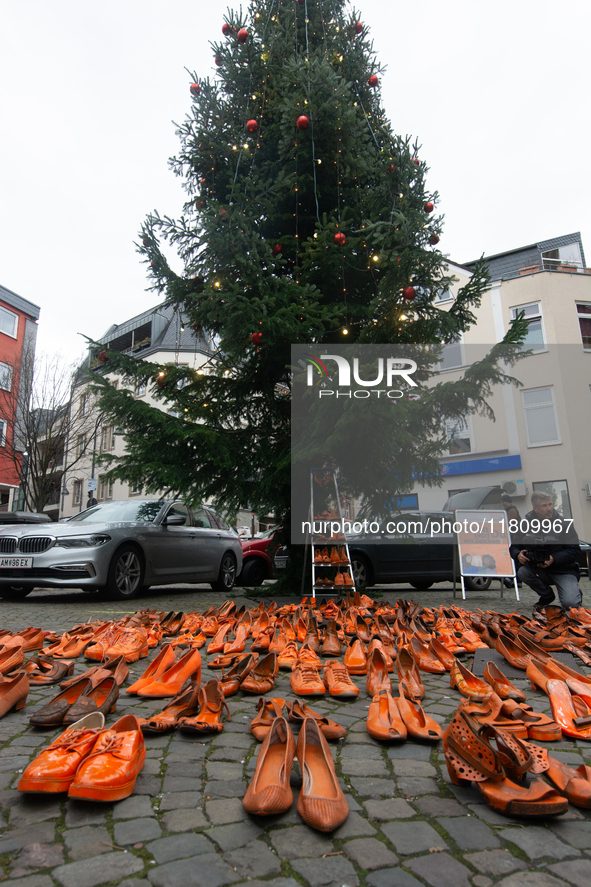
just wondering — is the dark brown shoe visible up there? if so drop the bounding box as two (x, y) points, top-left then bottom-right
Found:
(63, 677), (119, 726)
(29, 678), (94, 727)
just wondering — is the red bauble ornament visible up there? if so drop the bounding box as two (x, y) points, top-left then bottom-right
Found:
(387, 163), (395, 173)
(424, 201), (434, 213)
(333, 232), (346, 246)
(142, 237), (149, 247)
(272, 244), (282, 256)
(368, 74), (379, 88)
(429, 233), (440, 245)
(215, 56), (223, 66)
(251, 332), (263, 345)
(222, 23), (231, 36)
(97, 350), (108, 363)
(157, 375), (166, 388)
(296, 115), (310, 130)
(411, 157), (420, 166)
(246, 119), (259, 133)
(237, 28), (248, 43)
(190, 83), (200, 98)
(403, 286), (417, 301)
(355, 21), (363, 34)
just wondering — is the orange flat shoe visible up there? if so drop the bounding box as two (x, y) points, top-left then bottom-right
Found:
(450, 660), (493, 703)
(177, 679), (230, 734)
(500, 697), (562, 742)
(220, 652), (257, 697)
(527, 658), (591, 707)
(241, 652), (278, 694)
(366, 689), (407, 741)
(125, 644), (176, 694)
(250, 697), (286, 741)
(396, 686), (442, 741)
(0, 673), (29, 718)
(395, 647), (425, 700)
(137, 648), (202, 698)
(547, 679), (591, 740)
(68, 714), (145, 801)
(323, 659), (359, 698)
(366, 647), (392, 697)
(343, 639), (368, 675)
(0, 643), (24, 675)
(29, 677), (94, 727)
(290, 664), (326, 696)
(296, 717), (349, 832)
(243, 716), (295, 815)
(18, 713), (105, 793)
(320, 619), (342, 657)
(139, 682), (201, 735)
(543, 755), (591, 808)
(63, 676), (119, 726)
(287, 700), (346, 741)
(103, 628), (149, 663)
(483, 661), (526, 702)
(25, 656), (75, 685)
(297, 643), (322, 667)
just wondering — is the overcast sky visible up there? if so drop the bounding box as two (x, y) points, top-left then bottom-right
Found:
(2, 0), (589, 360)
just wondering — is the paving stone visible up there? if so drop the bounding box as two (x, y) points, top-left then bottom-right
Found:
(340, 758), (389, 777)
(390, 759), (437, 777)
(158, 792), (203, 811)
(4, 877), (54, 887)
(147, 852), (238, 887)
(164, 762), (204, 778)
(204, 779), (247, 799)
(63, 826), (113, 860)
(379, 820), (449, 855)
(141, 758), (162, 776)
(291, 855), (359, 887)
(145, 833), (212, 863)
(15, 842), (64, 869)
(463, 849), (527, 876)
(348, 777), (396, 798)
(467, 804), (523, 827)
(396, 777), (440, 796)
(233, 880), (297, 887)
(366, 868), (424, 887)
(343, 836), (399, 870)
(166, 742), (207, 760)
(363, 798), (416, 820)
(438, 816), (500, 851)
(134, 774), (162, 795)
(333, 811), (376, 838)
(161, 776), (203, 793)
(118, 881), (152, 887)
(224, 839), (281, 879)
(344, 732), (379, 744)
(0, 756), (29, 772)
(208, 747), (247, 763)
(269, 824), (334, 858)
(407, 851), (472, 887)
(548, 858), (591, 886)
(472, 877), (493, 887)
(0, 822), (56, 854)
(9, 797), (62, 828)
(113, 795), (155, 819)
(205, 761), (243, 781)
(206, 820), (262, 851)
(385, 744), (434, 762)
(205, 798), (248, 825)
(501, 826), (582, 860)
(495, 874), (570, 887)
(52, 850), (144, 887)
(344, 793), (362, 812)
(113, 817), (163, 845)
(161, 808), (208, 832)
(211, 732), (253, 748)
(548, 820), (591, 850)
(340, 744), (384, 760)
(414, 796), (465, 817)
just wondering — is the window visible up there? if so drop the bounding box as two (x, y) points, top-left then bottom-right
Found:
(80, 393), (88, 416)
(192, 507), (213, 528)
(532, 480), (572, 519)
(76, 434), (86, 457)
(165, 502), (189, 525)
(135, 381), (146, 397)
(510, 303), (546, 352)
(437, 336), (463, 371)
(100, 426), (111, 453)
(99, 476), (113, 500)
(0, 307), (18, 338)
(0, 363), (12, 391)
(129, 479), (142, 495)
(0, 420), (6, 446)
(434, 288), (453, 304)
(576, 303), (591, 350)
(444, 416), (473, 455)
(522, 386), (561, 446)
(73, 480), (82, 506)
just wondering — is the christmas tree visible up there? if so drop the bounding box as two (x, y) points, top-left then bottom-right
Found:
(92, 0), (526, 565)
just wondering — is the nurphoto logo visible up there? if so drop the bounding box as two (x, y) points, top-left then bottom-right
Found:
(305, 353), (418, 399)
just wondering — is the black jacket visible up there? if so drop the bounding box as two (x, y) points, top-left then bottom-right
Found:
(509, 508), (580, 577)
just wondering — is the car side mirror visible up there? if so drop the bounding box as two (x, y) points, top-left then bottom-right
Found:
(164, 514), (186, 526)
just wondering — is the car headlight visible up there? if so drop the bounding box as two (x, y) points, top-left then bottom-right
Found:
(54, 535), (112, 548)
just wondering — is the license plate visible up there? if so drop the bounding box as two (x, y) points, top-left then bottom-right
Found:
(275, 560), (287, 569)
(0, 557), (33, 569)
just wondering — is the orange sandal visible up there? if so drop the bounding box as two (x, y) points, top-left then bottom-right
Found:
(177, 679), (230, 734)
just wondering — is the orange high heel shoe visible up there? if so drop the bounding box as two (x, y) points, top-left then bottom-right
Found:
(177, 679), (230, 734)
(296, 718), (349, 832)
(366, 647), (392, 697)
(138, 682), (201, 734)
(483, 661), (526, 702)
(250, 697), (286, 741)
(287, 700), (346, 740)
(366, 689), (407, 741)
(395, 647), (425, 700)
(136, 648), (202, 698)
(125, 644), (176, 694)
(243, 717), (295, 816)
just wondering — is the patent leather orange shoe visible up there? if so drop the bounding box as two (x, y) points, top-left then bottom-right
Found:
(241, 652), (278, 694)
(450, 659), (493, 703)
(250, 697), (286, 741)
(344, 639), (368, 675)
(68, 714), (145, 801)
(177, 679), (230, 733)
(0, 672), (29, 718)
(243, 716), (295, 816)
(287, 700), (346, 740)
(366, 689), (407, 741)
(125, 644), (176, 694)
(483, 661), (526, 702)
(137, 648), (202, 698)
(18, 712), (105, 793)
(323, 659), (359, 697)
(296, 717), (349, 832)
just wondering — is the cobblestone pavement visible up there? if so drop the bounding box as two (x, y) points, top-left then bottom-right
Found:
(0, 577), (590, 887)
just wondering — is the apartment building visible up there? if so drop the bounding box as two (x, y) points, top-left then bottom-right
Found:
(413, 232), (591, 542)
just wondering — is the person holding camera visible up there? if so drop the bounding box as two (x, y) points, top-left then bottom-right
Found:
(509, 491), (582, 613)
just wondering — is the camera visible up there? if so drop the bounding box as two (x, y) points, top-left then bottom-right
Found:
(522, 534), (551, 566)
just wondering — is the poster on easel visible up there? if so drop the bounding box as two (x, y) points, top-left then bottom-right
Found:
(455, 510), (515, 577)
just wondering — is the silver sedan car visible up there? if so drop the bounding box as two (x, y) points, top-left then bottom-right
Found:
(0, 499), (243, 601)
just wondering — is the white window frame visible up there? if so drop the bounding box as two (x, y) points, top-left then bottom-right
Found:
(0, 307), (18, 339)
(73, 480), (82, 506)
(0, 362), (12, 392)
(100, 426), (110, 453)
(576, 302), (591, 351)
(99, 476), (113, 500)
(510, 302), (547, 353)
(521, 386), (561, 447)
(76, 434), (86, 457)
(0, 419), (6, 446)
(437, 334), (465, 372)
(135, 381), (146, 397)
(443, 414), (474, 456)
(434, 288), (453, 304)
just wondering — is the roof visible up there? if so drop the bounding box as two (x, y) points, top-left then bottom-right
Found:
(462, 233), (586, 281)
(0, 283), (41, 321)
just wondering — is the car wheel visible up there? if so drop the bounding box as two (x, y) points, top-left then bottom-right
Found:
(104, 545), (144, 600)
(464, 575), (492, 591)
(410, 580), (434, 591)
(351, 555), (373, 591)
(211, 552), (237, 592)
(240, 558), (268, 587)
(0, 586), (32, 601)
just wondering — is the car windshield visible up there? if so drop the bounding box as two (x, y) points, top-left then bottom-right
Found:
(258, 526), (278, 539)
(68, 500), (164, 523)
